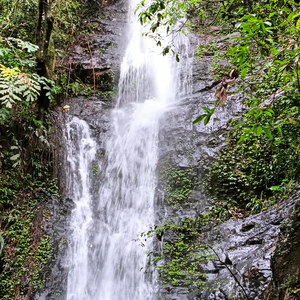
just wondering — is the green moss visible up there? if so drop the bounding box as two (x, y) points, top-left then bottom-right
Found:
(0, 199), (54, 299)
(195, 43), (205, 60)
(142, 216), (213, 290)
(161, 167), (198, 208)
(0, 142), (58, 299)
(205, 93), (300, 215)
(209, 50), (231, 81)
(195, 42), (218, 62)
(91, 164), (99, 176)
(31, 235), (54, 291)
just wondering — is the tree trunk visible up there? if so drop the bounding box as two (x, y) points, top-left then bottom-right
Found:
(36, 0), (54, 122)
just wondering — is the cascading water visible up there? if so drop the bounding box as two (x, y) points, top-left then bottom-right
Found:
(65, 118), (96, 298)
(65, 1), (192, 299)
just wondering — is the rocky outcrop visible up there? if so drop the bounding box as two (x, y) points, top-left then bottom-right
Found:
(45, 3), (300, 299)
(155, 33), (300, 300)
(270, 200), (300, 300)
(58, 0), (128, 105)
(158, 193), (300, 300)
(34, 1), (128, 299)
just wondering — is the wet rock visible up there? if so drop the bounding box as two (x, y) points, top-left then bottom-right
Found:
(156, 31), (300, 300)
(269, 199), (300, 299)
(69, 1), (128, 89)
(33, 195), (72, 300)
(35, 1), (129, 299)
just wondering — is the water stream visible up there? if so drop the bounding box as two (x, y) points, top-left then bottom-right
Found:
(65, 1), (192, 299)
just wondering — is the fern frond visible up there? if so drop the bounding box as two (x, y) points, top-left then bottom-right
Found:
(0, 65), (20, 78)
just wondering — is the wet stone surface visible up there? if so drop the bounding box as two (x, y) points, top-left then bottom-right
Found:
(44, 5), (300, 297)
(35, 1), (128, 299)
(158, 192), (300, 300)
(155, 33), (300, 300)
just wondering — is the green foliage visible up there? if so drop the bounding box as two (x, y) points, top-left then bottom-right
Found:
(91, 164), (99, 176)
(31, 235), (54, 290)
(284, 273), (300, 296)
(0, 0), (100, 50)
(162, 167), (198, 208)
(69, 80), (83, 96)
(206, 93), (300, 212)
(193, 106), (215, 125)
(141, 215), (213, 289)
(0, 37), (39, 70)
(136, 0), (205, 56)
(195, 43), (205, 60)
(0, 72), (41, 108)
(0, 145), (58, 299)
(209, 50), (231, 81)
(139, 0), (300, 215)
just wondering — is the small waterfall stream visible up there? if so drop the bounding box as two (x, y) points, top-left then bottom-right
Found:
(64, 1), (192, 300)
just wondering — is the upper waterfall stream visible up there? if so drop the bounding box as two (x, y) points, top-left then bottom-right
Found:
(64, 1), (191, 299)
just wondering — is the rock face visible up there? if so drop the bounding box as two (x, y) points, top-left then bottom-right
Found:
(60, 0), (128, 106)
(270, 200), (300, 300)
(155, 34), (300, 300)
(43, 2), (300, 299)
(33, 196), (74, 300)
(34, 1), (128, 299)
(157, 193), (300, 300)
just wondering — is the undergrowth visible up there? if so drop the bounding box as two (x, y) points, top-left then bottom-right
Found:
(0, 118), (59, 299)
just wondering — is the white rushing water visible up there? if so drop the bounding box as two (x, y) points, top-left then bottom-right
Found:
(65, 0), (192, 299)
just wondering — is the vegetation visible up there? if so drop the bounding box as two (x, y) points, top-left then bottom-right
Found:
(161, 167), (198, 208)
(0, 38), (58, 299)
(0, 0), (105, 298)
(136, 0), (300, 294)
(140, 216), (212, 289)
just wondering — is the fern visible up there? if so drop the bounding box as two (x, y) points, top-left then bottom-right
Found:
(6, 37), (39, 54)
(0, 69), (41, 108)
(0, 64), (20, 78)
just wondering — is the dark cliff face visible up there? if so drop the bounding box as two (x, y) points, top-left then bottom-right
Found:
(34, 1), (128, 299)
(270, 201), (300, 300)
(40, 3), (300, 299)
(155, 34), (300, 300)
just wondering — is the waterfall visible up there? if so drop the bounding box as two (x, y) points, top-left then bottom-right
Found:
(65, 118), (96, 299)
(65, 1), (192, 299)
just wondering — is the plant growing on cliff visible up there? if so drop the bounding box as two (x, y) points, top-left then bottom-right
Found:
(140, 216), (211, 289)
(139, 215), (250, 298)
(161, 167), (198, 208)
(136, 0), (222, 57)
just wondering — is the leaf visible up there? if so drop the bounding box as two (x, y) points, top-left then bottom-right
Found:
(237, 121), (247, 127)
(163, 47), (170, 56)
(240, 68), (248, 80)
(219, 87), (227, 105)
(204, 115), (211, 125)
(287, 12), (300, 22)
(263, 127), (273, 140)
(256, 126), (263, 137)
(192, 114), (206, 124)
(176, 54), (180, 62)
(238, 135), (250, 144)
(12, 161), (20, 168)
(10, 154), (20, 161)
(276, 126), (283, 137)
(264, 111), (273, 117)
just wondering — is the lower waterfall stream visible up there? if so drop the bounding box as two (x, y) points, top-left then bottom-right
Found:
(64, 1), (191, 299)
